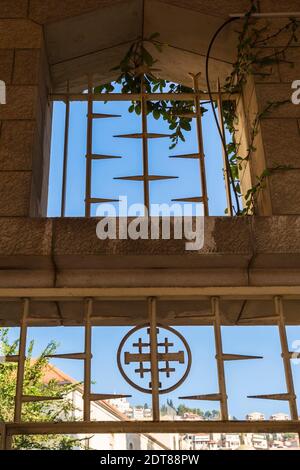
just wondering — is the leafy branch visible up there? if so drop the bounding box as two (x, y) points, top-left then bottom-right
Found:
(220, 0), (299, 215)
(94, 33), (207, 149)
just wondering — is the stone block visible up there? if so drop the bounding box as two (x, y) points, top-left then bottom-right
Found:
(255, 83), (300, 118)
(252, 48), (281, 84)
(0, 20), (42, 48)
(0, 120), (35, 170)
(251, 216), (300, 253)
(0, 217), (52, 255)
(157, 0), (250, 17)
(0, 85), (38, 120)
(13, 49), (41, 85)
(0, 171), (31, 216)
(0, 0), (28, 18)
(261, 1), (300, 13)
(260, 118), (300, 167)
(278, 47), (300, 83)
(0, 49), (13, 83)
(269, 169), (300, 214)
(29, 0), (123, 24)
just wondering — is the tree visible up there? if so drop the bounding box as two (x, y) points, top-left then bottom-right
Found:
(0, 328), (83, 450)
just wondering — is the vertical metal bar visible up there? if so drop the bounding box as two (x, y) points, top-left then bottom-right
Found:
(0, 424), (11, 451)
(0, 424), (6, 450)
(217, 79), (233, 216)
(212, 297), (228, 420)
(192, 74), (209, 216)
(83, 298), (93, 422)
(141, 78), (150, 213)
(148, 297), (160, 421)
(61, 80), (70, 217)
(14, 298), (29, 423)
(274, 296), (298, 420)
(85, 76), (93, 217)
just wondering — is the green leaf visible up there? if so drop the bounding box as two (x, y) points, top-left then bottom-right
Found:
(153, 109), (160, 120)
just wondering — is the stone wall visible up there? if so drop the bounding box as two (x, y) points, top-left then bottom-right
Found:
(0, 9), (51, 217)
(237, 10), (300, 215)
(0, 1), (299, 285)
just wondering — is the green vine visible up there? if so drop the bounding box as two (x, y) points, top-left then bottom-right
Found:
(93, 0), (299, 215)
(221, 0), (300, 215)
(94, 33), (207, 149)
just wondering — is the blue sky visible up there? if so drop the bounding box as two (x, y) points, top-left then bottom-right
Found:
(20, 91), (297, 419)
(47, 95), (228, 217)
(7, 324), (300, 420)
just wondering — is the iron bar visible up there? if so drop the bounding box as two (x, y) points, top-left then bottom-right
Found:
(0, 286), (300, 300)
(83, 298), (93, 421)
(85, 76), (93, 217)
(191, 73), (209, 216)
(50, 92), (237, 103)
(211, 297), (228, 420)
(14, 299), (29, 423)
(141, 78), (150, 211)
(148, 297), (160, 421)
(217, 78), (233, 216)
(61, 80), (70, 217)
(275, 296), (298, 420)
(4, 420), (300, 435)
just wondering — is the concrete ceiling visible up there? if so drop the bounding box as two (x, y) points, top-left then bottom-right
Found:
(44, 0), (239, 92)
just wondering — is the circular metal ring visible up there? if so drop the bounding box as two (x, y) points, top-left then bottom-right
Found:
(117, 323), (192, 395)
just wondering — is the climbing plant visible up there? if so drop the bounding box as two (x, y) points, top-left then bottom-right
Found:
(0, 328), (84, 449)
(94, 0), (300, 214)
(220, 0), (300, 214)
(94, 33), (207, 149)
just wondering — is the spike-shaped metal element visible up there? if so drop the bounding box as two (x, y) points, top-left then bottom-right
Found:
(221, 353), (263, 361)
(114, 133), (170, 139)
(169, 153), (202, 159)
(287, 351), (300, 359)
(89, 113), (121, 119)
(115, 175), (178, 182)
(247, 393), (293, 401)
(172, 196), (204, 203)
(87, 197), (119, 204)
(89, 393), (132, 401)
(2, 355), (19, 363)
(21, 395), (62, 403)
(45, 353), (87, 360)
(86, 154), (122, 160)
(179, 393), (222, 401)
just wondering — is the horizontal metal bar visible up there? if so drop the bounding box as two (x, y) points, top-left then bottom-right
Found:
(88, 113), (121, 119)
(4, 420), (300, 436)
(221, 353), (263, 361)
(87, 198), (119, 203)
(114, 175), (178, 181)
(0, 286), (299, 300)
(2, 355), (19, 363)
(173, 112), (198, 119)
(179, 393), (222, 401)
(45, 353), (87, 360)
(172, 197), (204, 203)
(169, 153), (202, 159)
(86, 154), (122, 160)
(247, 393), (294, 401)
(89, 394), (132, 401)
(21, 396), (62, 403)
(50, 92), (238, 103)
(114, 133), (170, 139)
